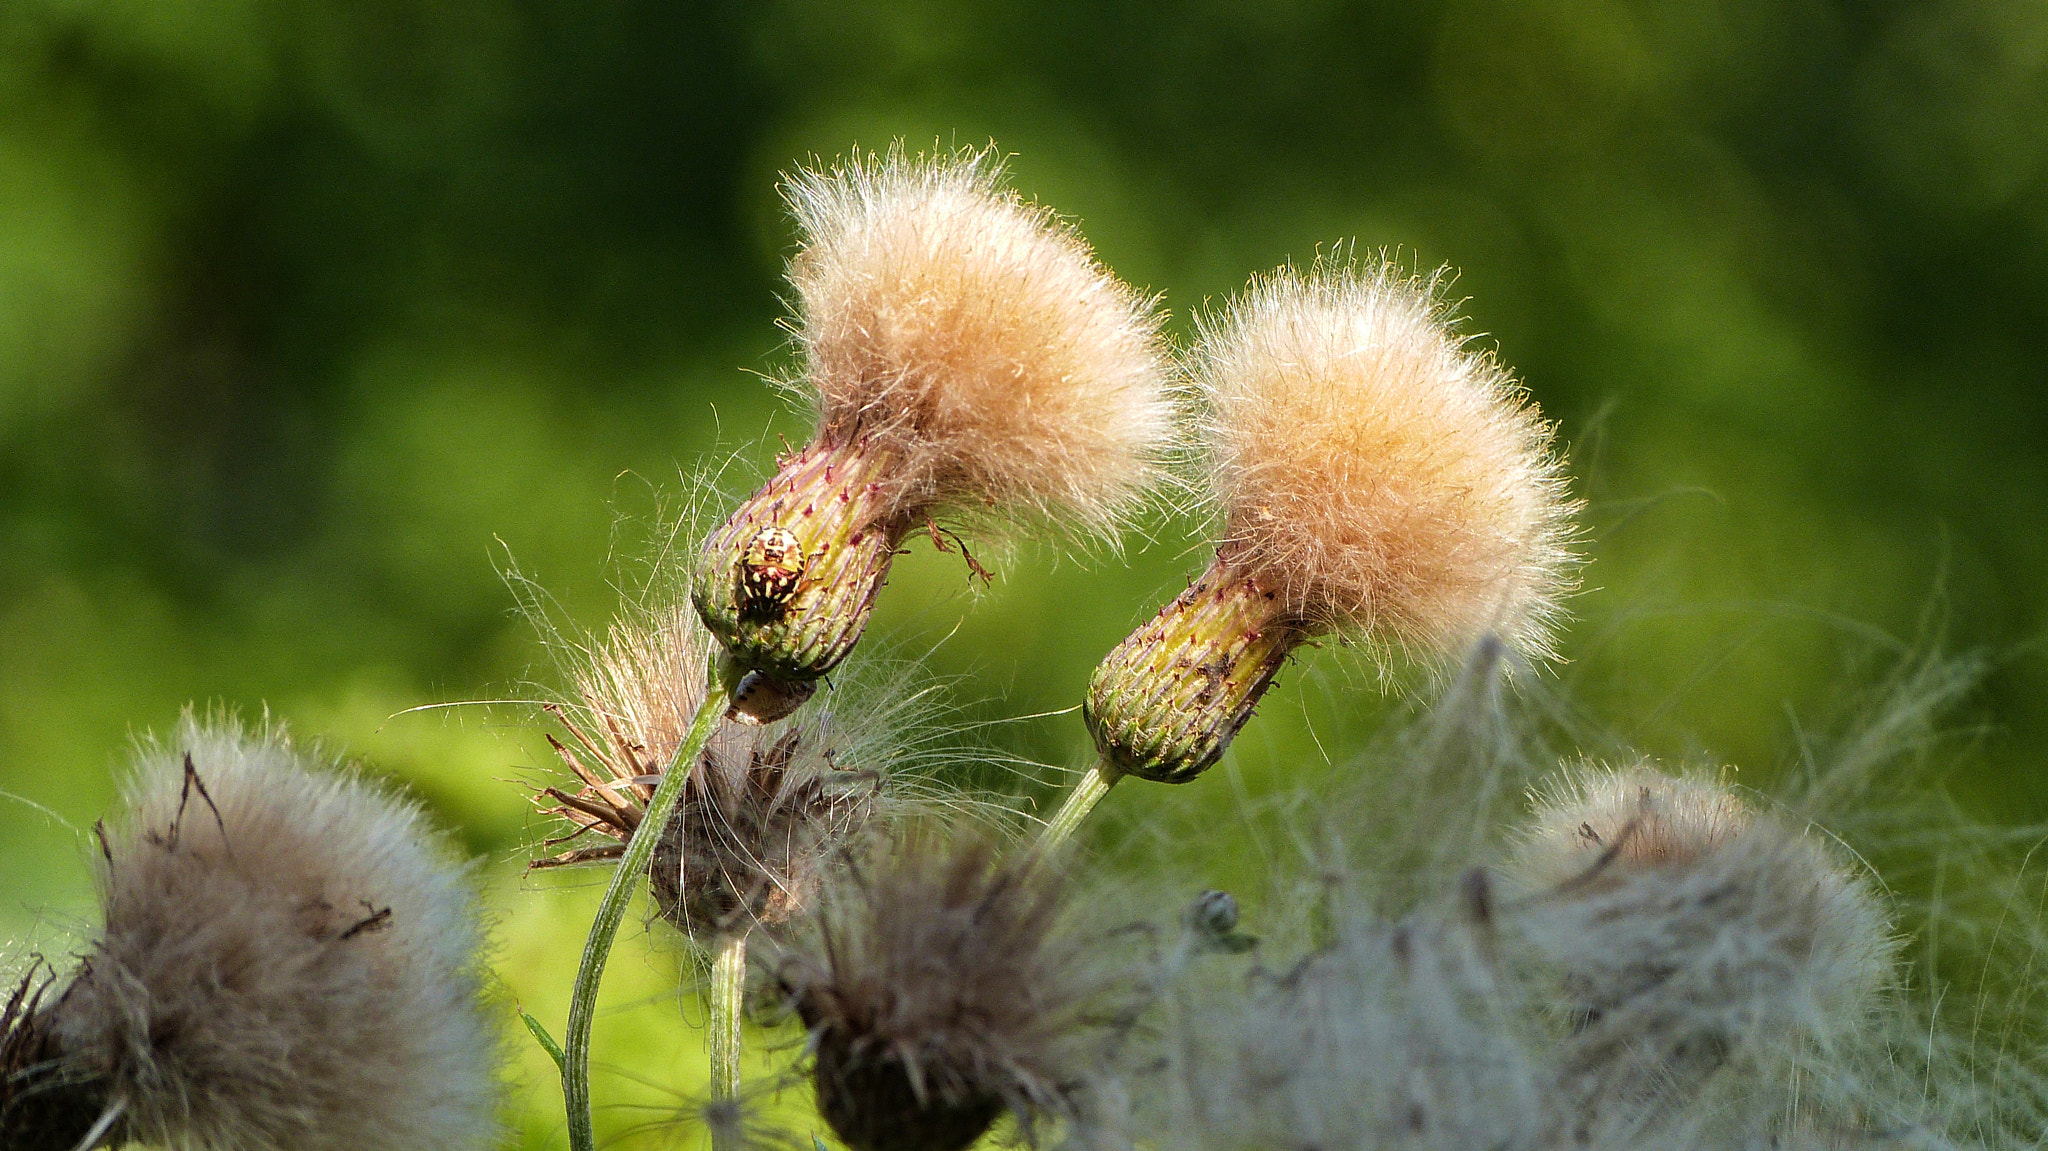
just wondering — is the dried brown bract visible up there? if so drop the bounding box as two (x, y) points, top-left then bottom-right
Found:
(532, 603), (881, 940)
(0, 962), (109, 1151)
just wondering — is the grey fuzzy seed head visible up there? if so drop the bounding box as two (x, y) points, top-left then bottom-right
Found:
(1509, 763), (1898, 1141)
(47, 718), (499, 1151)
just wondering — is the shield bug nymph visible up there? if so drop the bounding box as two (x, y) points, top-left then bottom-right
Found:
(738, 526), (808, 618)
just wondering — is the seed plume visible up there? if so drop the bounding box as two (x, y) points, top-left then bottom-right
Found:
(784, 143), (1174, 537)
(1197, 258), (1579, 660)
(1085, 258), (1580, 786)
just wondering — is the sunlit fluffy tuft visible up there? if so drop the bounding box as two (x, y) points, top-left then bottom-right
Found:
(783, 144), (1175, 541)
(51, 720), (498, 1151)
(1195, 259), (1579, 660)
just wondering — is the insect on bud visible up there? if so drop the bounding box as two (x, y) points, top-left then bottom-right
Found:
(694, 437), (912, 684)
(1086, 550), (1308, 783)
(726, 668), (819, 726)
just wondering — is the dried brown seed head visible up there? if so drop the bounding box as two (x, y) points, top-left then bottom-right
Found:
(532, 602), (882, 939)
(777, 835), (1132, 1151)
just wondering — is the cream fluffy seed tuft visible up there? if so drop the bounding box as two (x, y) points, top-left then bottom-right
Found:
(1196, 260), (1580, 660)
(784, 144), (1175, 540)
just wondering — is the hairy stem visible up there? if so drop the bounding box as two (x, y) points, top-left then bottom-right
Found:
(708, 931), (748, 1147)
(1036, 757), (1123, 853)
(564, 676), (733, 1151)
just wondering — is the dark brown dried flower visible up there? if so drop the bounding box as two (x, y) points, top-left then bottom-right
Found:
(776, 835), (1130, 1151)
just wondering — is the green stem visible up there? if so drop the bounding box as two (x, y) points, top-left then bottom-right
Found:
(708, 931), (748, 1147)
(1035, 757), (1123, 853)
(564, 676), (732, 1151)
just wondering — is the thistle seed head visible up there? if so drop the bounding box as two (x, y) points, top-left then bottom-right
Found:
(1086, 257), (1579, 785)
(45, 719), (498, 1151)
(646, 722), (880, 940)
(776, 834), (1131, 1151)
(1195, 258), (1580, 662)
(696, 143), (1175, 681)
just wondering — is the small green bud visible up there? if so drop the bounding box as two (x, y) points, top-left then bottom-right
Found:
(1084, 551), (1307, 784)
(694, 437), (913, 683)
(1186, 888), (1239, 935)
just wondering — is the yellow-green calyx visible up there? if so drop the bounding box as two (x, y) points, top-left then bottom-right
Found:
(694, 436), (911, 687)
(1085, 550), (1307, 784)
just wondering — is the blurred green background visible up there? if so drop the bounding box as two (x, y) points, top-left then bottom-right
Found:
(2, 1), (2044, 1146)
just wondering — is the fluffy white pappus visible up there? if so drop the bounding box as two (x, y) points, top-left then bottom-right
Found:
(1096, 648), (2043, 1149)
(1511, 762), (1753, 890)
(1194, 259), (1580, 661)
(1508, 763), (1898, 1143)
(1112, 905), (1549, 1151)
(782, 144), (1176, 542)
(51, 720), (498, 1151)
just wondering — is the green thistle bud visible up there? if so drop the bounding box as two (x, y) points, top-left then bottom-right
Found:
(693, 436), (913, 685)
(1085, 550), (1307, 784)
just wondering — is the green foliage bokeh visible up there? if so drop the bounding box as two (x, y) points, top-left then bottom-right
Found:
(2, 2), (2045, 1146)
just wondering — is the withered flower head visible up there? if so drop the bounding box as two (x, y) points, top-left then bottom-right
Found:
(533, 603), (882, 941)
(1088, 258), (1581, 784)
(776, 834), (1128, 1151)
(17, 720), (497, 1151)
(695, 143), (1175, 690)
